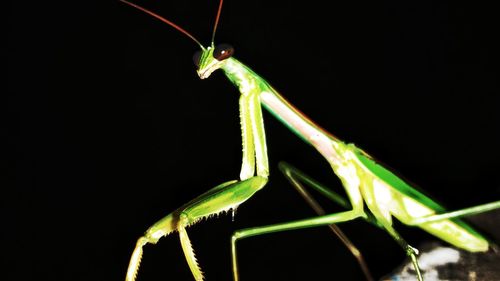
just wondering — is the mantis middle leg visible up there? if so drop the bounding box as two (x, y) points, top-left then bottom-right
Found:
(231, 170), (367, 281)
(278, 161), (374, 281)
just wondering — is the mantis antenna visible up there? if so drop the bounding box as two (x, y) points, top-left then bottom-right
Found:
(119, 0), (205, 50)
(211, 0), (224, 45)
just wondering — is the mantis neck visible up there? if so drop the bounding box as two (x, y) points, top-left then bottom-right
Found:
(221, 58), (346, 165)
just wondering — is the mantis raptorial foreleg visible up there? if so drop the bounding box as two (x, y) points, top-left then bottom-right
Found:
(125, 59), (270, 281)
(126, 178), (267, 281)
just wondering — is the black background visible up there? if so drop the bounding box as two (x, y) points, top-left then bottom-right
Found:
(6, 0), (499, 280)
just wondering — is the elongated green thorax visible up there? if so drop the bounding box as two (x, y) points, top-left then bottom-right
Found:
(220, 58), (344, 164)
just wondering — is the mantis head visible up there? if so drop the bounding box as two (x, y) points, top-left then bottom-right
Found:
(193, 44), (234, 79)
(120, 0), (231, 79)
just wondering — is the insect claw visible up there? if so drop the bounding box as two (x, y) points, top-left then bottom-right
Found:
(407, 245), (419, 256)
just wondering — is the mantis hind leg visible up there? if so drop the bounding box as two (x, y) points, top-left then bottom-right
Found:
(278, 161), (374, 281)
(408, 200), (500, 226)
(378, 223), (424, 281)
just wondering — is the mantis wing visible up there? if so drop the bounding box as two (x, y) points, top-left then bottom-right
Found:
(354, 148), (489, 252)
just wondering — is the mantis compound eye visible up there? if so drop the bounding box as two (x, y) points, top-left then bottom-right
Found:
(213, 44), (234, 61)
(193, 50), (202, 67)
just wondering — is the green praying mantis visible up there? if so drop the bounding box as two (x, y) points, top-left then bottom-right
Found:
(121, 1), (500, 280)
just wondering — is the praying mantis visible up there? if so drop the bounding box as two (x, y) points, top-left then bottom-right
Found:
(120, 1), (500, 280)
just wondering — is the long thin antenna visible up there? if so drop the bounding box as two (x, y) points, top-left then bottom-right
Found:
(120, 0), (204, 49)
(211, 0), (224, 45)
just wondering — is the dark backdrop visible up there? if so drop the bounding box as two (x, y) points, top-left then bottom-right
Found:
(6, 0), (499, 280)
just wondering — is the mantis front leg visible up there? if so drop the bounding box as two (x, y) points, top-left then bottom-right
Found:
(125, 178), (267, 281)
(239, 92), (268, 180)
(125, 92), (269, 281)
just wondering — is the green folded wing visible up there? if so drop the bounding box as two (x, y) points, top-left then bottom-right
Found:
(354, 148), (485, 240)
